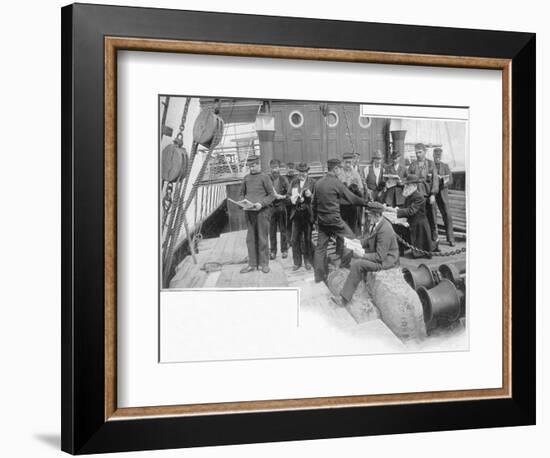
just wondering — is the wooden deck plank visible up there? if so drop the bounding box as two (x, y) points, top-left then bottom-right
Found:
(215, 262), (288, 288)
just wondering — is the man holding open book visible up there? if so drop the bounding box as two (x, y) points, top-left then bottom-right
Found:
(331, 201), (400, 306)
(236, 155), (275, 274)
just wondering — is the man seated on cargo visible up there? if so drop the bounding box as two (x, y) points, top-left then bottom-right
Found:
(331, 202), (400, 306)
(239, 155), (275, 274)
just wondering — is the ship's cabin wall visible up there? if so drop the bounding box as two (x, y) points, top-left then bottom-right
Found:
(271, 103), (390, 166)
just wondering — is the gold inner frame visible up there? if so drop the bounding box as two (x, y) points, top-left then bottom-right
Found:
(104, 37), (512, 421)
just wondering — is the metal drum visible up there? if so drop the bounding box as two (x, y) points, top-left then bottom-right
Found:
(417, 279), (464, 325)
(439, 260), (466, 285)
(402, 264), (439, 290)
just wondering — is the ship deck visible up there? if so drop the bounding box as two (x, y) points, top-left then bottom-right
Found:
(169, 229), (467, 351)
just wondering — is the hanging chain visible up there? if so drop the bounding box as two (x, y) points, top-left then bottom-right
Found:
(162, 97), (192, 254)
(174, 97), (191, 146)
(161, 182), (174, 228)
(393, 231), (466, 257)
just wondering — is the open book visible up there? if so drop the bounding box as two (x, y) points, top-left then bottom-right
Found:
(227, 197), (257, 211)
(343, 237), (365, 256)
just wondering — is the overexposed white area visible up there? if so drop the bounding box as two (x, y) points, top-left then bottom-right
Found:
(361, 103), (468, 120)
(1, 1), (545, 458)
(161, 289), (300, 362)
(118, 50), (500, 407)
(389, 119), (467, 170)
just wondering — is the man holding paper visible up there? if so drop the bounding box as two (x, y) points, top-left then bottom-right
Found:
(287, 162), (315, 271)
(238, 156), (275, 274)
(433, 147), (455, 246)
(382, 150), (407, 207)
(331, 202), (400, 306)
(268, 159), (290, 260)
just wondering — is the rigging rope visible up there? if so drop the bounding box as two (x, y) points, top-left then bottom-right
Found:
(342, 107), (357, 157)
(193, 100), (236, 246)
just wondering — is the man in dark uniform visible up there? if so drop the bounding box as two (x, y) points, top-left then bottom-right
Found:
(331, 202), (400, 306)
(313, 158), (368, 283)
(268, 159), (289, 260)
(287, 162), (315, 271)
(352, 151), (367, 233)
(382, 151), (407, 207)
(239, 156), (275, 273)
(386, 174), (434, 259)
(365, 150), (385, 202)
(408, 143), (439, 243)
(433, 147), (455, 246)
(284, 162), (298, 245)
(338, 152), (364, 236)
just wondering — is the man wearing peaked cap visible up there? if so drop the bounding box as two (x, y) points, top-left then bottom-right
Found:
(338, 152), (365, 236)
(312, 158), (369, 282)
(386, 174), (435, 258)
(382, 150), (407, 207)
(408, 143), (439, 242)
(286, 162), (315, 271)
(365, 150), (385, 202)
(284, 162), (298, 242)
(268, 159), (289, 260)
(239, 155), (275, 274)
(432, 147), (455, 246)
(331, 200), (400, 307)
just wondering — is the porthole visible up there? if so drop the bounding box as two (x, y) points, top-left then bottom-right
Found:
(358, 115), (372, 129)
(326, 110), (339, 128)
(289, 110), (304, 128)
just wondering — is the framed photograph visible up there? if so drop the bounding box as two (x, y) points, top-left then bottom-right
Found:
(61, 3), (536, 454)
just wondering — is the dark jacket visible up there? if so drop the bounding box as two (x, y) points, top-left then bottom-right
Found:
(287, 176), (315, 222)
(396, 190), (433, 253)
(365, 164), (385, 192)
(360, 217), (400, 269)
(313, 172), (365, 226)
(408, 159), (439, 197)
(269, 173), (289, 207)
(239, 172), (275, 208)
(434, 161), (453, 190)
(385, 162), (407, 180)
(382, 162), (407, 206)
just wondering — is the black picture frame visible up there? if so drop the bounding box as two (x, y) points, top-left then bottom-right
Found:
(61, 3), (535, 454)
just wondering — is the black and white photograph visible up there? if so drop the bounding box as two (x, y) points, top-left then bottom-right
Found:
(160, 96), (468, 361)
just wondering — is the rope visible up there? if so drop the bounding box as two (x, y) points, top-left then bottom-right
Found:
(193, 100), (235, 245)
(163, 141), (218, 284)
(342, 108), (357, 156)
(161, 97), (192, 247)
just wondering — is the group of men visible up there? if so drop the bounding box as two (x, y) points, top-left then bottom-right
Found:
(335, 144), (455, 251)
(237, 144), (456, 305)
(238, 157), (315, 274)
